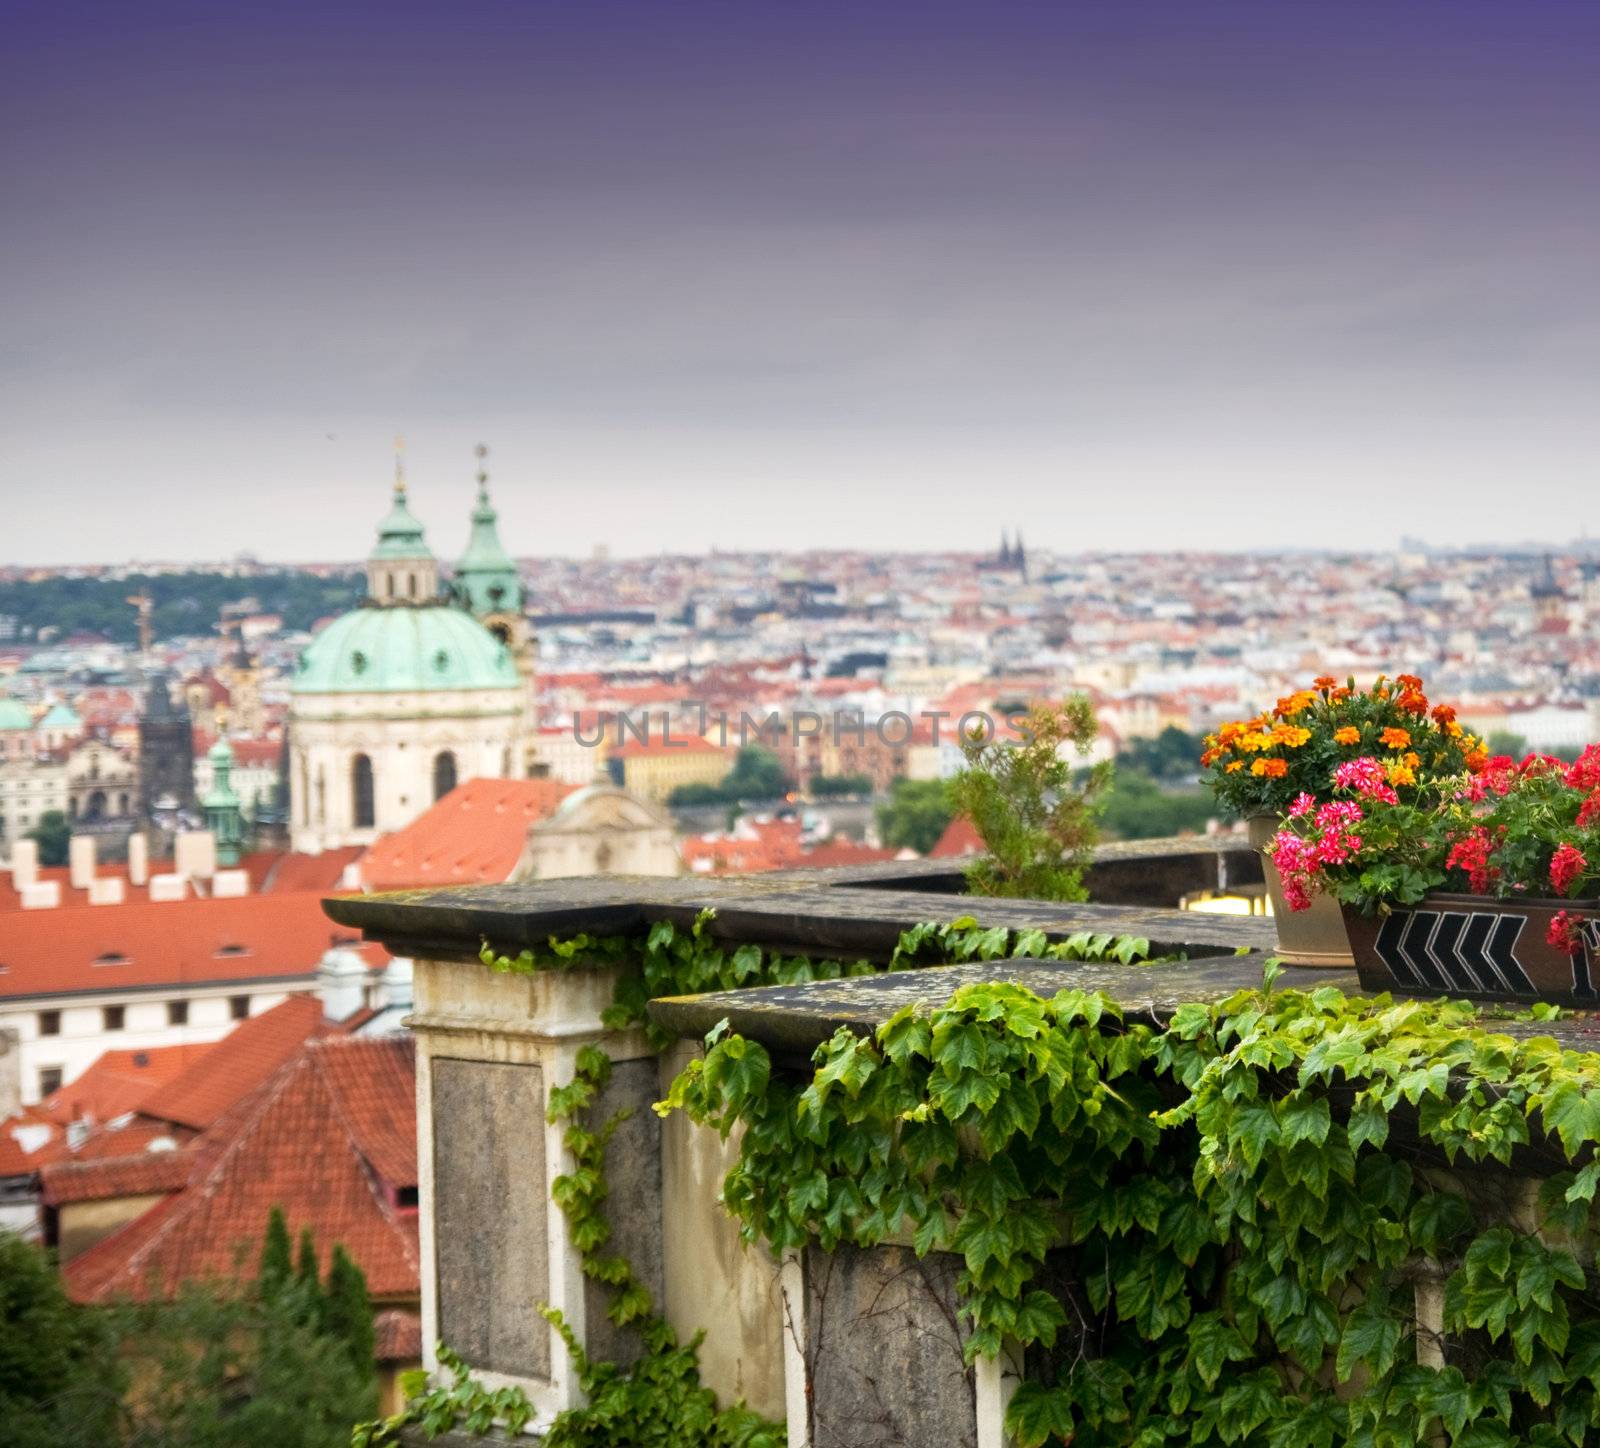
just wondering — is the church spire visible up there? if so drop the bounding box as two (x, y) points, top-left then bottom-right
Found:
(456, 443), (523, 617)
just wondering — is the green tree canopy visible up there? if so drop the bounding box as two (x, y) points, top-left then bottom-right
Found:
(26, 811), (70, 868)
(876, 778), (953, 855)
(949, 696), (1107, 901)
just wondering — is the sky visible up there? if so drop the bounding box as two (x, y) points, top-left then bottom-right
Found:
(4, 0), (1600, 565)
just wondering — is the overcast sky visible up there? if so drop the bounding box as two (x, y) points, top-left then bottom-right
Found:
(4, 0), (1599, 565)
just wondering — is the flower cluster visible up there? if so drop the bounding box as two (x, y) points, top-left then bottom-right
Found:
(1201, 674), (1481, 818)
(1270, 740), (1600, 915)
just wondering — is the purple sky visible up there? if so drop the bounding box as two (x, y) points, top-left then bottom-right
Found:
(5, 0), (1600, 564)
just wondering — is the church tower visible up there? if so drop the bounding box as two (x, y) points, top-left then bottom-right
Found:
(367, 447), (440, 605)
(201, 736), (245, 867)
(454, 444), (538, 767)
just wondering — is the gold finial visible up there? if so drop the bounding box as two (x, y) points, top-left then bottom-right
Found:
(393, 434), (407, 497)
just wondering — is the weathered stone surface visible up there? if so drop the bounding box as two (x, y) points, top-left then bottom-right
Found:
(647, 952), (1347, 1056)
(433, 1059), (551, 1381)
(804, 1244), (976, 1448)
(582, 1057), (665, 1367)
(323, 842), (1275, 966)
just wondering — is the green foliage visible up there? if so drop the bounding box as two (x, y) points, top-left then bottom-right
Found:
(808, 772), (873, 798)
(1098, 770), (1215, 841)
(0, 570), (363, 646)
(876, 777), (954, 854)
(0, 1231), (122, 1448)
(259, 1205), (293, 1297)
(322, 1247), (376, 1375)
(295, 1228), (322, 1301)
(114, 1276), (378, 1448)
(1118, 726), (1207, 783)
(664, 971), (1600, 1447)
(669, 746), (793, 808)
(26, 810), (70, 868)
(950, 695), (1107, 900)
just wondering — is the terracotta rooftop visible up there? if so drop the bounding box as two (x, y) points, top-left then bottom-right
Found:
(358, 777), (577, 891)
(374, 1307), (423, 1364)
(43, 1042), (214, 1125)
(63, 1035), (419, 1304)
(0, 891), (386, 1002)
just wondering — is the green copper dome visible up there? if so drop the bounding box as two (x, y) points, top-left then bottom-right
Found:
(291, 605), (520, 695)
(455, 480), (523, 617)
(0, 698), (33, 731)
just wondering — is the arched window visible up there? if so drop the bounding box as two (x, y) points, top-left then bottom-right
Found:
(432, 751), (457, 802)
(352, 754), (375, 829)
(408, 572), (417, 599)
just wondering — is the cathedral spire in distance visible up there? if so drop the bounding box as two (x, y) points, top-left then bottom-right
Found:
(456, 442), (523, 617)
(367, 438), (439, 604)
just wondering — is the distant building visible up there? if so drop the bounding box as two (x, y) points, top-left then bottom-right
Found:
(609, 735), (733, 803)
(138, 671), (194, 818)
(287, 460), (529, 853)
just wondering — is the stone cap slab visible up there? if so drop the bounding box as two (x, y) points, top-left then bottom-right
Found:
(647, 952), (1339, 1056)
(323, 871), (1277, 966)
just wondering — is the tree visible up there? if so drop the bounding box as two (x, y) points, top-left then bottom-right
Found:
(876, 779), (953, 855)
(949, 696), (1108, 901)
(1487, 730), (1529, 760)
(321, 1246), (375, 1375)
(294, 1229), (320, 1299)
(0, 1232), (123, 1448)
(666, 782), (726, 808)
(1118, 725), (1206, 782)
(720, 745), (791, 803)
(809, 773), (873, 798)
(258, 1206), (292, 1297)
(1099, 771), (1215, 841)
(26, 811), (70, 868)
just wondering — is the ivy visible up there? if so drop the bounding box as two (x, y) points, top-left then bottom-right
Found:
(662, 967), (1600, 1447)
(358, 913), (1153, 1444)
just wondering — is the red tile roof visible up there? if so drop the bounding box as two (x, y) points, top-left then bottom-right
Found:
(43, 1043), (214, 1125)
(358, 777), (576, 891)
(42, 1141), (197, 1203)
(137, 994), (334, 1131)
(374, 1308), (423, 1363)
(929, 816), (983, 858)
(64, 1036), (419, 1303)
(0, 1106), (62, 1178)
(0, 850), (359, 914)
(0, 892), (386, 1002)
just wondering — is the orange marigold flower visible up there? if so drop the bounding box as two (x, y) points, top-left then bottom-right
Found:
(1237, 731), (1274, 753)
(1397, 673), (1424, 691)
(1380, 727), (1412, 750)
(1271, 725), (1312, 749)
(1225, 760), (1244, 774)
(1403, 751), (1421, 770)
(1464, 748), (1488, 773)
(1431, 703), (1456, 725)
(1445, 720), (1464, 739)
(1217, 722), (1243, 744)
(1274, 691), (1316, 718)
(1331, 686), (1353, 702)
(1313, 675), (1337, 691)
(1386, 762), (1417, 788)
(1333, 726), (1361, 746)
(1251, 758), (1288, 778)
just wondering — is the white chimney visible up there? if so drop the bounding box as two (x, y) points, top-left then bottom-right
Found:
(174, 830), (216, 880)
(88, 876), (126, 906)
(148, 872), (188, 903)
(317, 946), (369, 1022)
(211, 869), (249, 898)
(69, 834), (97, 890)
(0, 1030), (21, 1121)
(20, 881), (61, 910)
(379, 957), (413, 1015)
(10, 839), (38, 889)
(128, 833), (149, 887)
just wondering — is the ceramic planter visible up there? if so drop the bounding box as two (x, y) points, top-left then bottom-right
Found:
(1248, 814), (1355, 968)
(1342, 893), (1600, 1002)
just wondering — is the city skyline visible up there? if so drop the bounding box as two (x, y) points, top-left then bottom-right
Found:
(6, 0), (1600, 564)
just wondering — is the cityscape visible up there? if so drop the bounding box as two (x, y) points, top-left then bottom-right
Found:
(8, 1), (1600, 1445)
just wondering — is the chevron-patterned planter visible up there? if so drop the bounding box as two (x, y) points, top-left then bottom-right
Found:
(1343, 894), (1600, 1003)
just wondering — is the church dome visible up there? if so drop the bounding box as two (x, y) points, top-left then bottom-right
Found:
(291, 605), (521, 695)
(0, 698), (32, 731)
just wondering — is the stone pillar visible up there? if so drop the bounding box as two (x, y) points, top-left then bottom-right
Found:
(408, 954), (663, 1423)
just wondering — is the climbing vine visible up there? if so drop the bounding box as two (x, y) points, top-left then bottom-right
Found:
(662, 962), (1600, 1447)
(354, 913), (1157, 1444)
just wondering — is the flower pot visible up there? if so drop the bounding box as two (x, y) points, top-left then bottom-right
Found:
(1248, 814), (1354, 968)
(1341, 893), (1600, 1002)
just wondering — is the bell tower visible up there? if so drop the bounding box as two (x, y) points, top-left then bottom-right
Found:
(366, 439), (440, 605)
